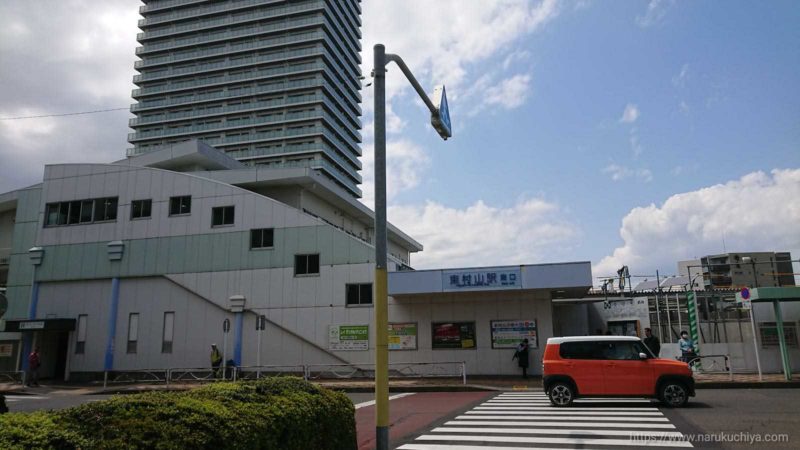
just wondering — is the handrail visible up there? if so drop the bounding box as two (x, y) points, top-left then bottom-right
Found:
(0, 371), (25, 385)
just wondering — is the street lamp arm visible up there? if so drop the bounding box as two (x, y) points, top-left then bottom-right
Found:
(384, 53), (438, 115)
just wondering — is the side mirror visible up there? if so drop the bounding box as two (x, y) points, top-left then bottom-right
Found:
(638, 352), (648, 359)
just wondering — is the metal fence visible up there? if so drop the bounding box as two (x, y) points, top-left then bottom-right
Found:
(101, 361), (468, 388)
(0, 371), (25, 385)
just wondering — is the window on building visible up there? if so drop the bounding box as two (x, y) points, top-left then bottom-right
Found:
(169, 196), (192, 216)
(759, 322), (798, 348)
(250, 228), (274, 249)
(93, 197), (118, 221)
(294, 254), (320, 276)
(131, 199), (152, 219)
(44, 197), (117, 227)
(127, 313), (139, 354)
(162, 312), (174, 354)
(76, 315), (88, 354)
(211, 205), (235, 226)
(346, 283), (373, 306)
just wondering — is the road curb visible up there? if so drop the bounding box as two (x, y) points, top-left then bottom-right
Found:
(695, 381), (800, 389)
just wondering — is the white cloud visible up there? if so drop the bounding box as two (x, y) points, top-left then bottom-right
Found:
(466, 74), (533, 116)
(636, 0), (675, 28)
(359, 139), (431, 207)
(389, 197), (580, 269)
(594, 168), (800, 278)
(619, 103), (640, 123)
(602, 164), (653, 183)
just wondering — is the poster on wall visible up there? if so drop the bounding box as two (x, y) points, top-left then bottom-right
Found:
(490, 320), (538, 349)
(432, 322), (476, 349)
(0, 343), (13, 358)
(329, 324), (369, 351)
(388, 323), (418, 350)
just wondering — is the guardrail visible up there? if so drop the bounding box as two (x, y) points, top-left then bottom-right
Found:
(100, 361), (468, 387)
(0, 371), (25, 385)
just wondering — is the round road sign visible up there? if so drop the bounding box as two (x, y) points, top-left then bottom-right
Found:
(741, 287), (750, 300)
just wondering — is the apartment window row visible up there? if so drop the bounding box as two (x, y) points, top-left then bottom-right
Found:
(75, 312), (175, 355)
(45, 197), (118, 227)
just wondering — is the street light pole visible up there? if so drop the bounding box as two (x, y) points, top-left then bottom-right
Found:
(373, 43), (451, 450)
(373, 43), (390, 450)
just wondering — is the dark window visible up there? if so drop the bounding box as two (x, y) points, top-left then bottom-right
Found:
(162, 312), (175, 354)
(80, 200), (94, 223)
(250, 228), (274, 248)
(601, 341), (642, 360)
(67, 201), (81, 224)
(559, 341), (607, 359)
(44, 197), (116, 227)
(75, 314), (87, 354)
(93, 197), (118, 221)
(169, 196), (191, 215)
(346, 283), (373, 306)
(131, 199), (152, 219)
(294, 254), (320, 275)
(212, 205), (235, 226)
(127, 313), (139, 354)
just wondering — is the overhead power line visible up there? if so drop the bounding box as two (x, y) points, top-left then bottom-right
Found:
(0, 107), (129, 121)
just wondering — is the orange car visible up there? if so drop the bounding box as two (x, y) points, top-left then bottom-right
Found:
(542, 336), (695, 407)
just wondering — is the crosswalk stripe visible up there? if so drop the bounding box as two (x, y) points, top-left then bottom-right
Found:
(399, 445), (609, 450)
(477, 406), (660, 411)
(445, 420), (676, 429)
(431, 426), (685, 438)
(3, 395), (46, 402)
(414, 434), (693, 448)
(473, 407), (664, 415)
(461, 413), (670, 422)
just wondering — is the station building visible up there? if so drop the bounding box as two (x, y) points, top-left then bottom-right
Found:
(0, 141), (593, 380)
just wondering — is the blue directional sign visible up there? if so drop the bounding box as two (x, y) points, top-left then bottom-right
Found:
(431, 85), (452, 140)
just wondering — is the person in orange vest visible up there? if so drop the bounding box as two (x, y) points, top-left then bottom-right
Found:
(27, 346), (41, 387)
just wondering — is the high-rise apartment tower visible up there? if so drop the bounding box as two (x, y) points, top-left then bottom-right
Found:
(128, 0), (363, 197)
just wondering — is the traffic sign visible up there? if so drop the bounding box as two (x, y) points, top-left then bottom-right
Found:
(741, 287), (750, 300)
(431, 85), (451, 140)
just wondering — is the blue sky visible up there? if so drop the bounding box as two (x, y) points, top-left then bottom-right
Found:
(1, 0), (798, 280)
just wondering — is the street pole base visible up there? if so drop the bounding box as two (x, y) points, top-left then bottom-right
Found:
(376, 426), (389, 450)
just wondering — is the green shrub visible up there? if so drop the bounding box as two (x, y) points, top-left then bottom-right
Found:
(0, 411), (89, 450)
(0, 377), (355, 450)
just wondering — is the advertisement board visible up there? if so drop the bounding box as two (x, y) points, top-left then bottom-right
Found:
(329, 324), (369, 351)
(432, 322), (476, 349)
(388, 323), (418, 350)
(0, 343), (13, 358)
(490, 320), (538, 349)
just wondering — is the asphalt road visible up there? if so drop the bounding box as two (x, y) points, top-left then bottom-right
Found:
(664, 388), (799, 449)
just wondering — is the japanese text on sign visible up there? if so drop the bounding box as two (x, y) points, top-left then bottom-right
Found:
(442, 267), (522, 291)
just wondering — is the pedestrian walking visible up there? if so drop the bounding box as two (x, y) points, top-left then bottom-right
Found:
(643, 327), (661, 357)
(210, 344), (222, 378)
(27, 346), (41, 387)
(678, 331), (696, 363)
(512, 338), (530, 379)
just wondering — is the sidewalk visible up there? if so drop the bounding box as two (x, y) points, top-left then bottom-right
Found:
(2, 373), (798, 396)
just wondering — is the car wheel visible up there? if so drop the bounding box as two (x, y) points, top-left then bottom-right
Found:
(659, 381), (688, 407)
(548, 382), (574, 407)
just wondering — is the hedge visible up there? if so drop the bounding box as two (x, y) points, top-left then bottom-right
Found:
(0, 377), (356, 450)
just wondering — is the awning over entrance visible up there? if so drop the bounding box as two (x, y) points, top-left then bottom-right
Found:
(388, 262), (592, 298)
(4, 318), (76, 332)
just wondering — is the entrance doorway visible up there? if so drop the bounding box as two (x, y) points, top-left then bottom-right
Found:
(37, 331), (70, 381)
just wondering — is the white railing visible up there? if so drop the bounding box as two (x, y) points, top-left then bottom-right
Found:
(305, 361), (467, 385)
